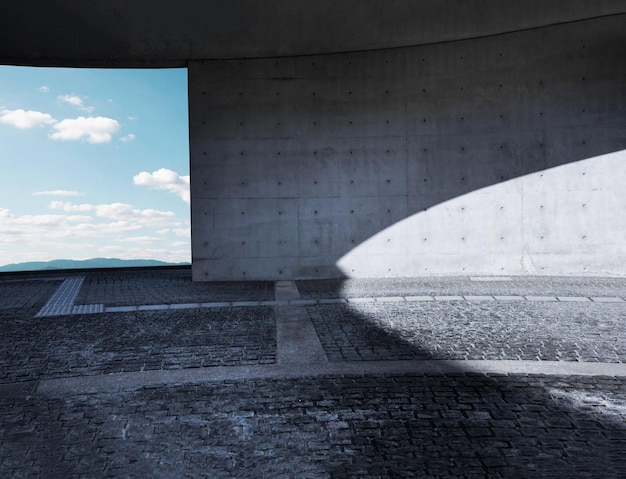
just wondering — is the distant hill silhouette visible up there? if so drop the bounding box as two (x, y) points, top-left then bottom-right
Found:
(0, 258), (190, 272)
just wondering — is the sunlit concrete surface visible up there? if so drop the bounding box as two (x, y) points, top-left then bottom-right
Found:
(1, 268), (626, 477)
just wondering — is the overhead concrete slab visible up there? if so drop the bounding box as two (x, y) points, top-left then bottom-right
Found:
(1, 1), (625, 66)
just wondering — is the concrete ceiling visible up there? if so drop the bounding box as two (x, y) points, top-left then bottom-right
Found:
(1, 0), (625, 67)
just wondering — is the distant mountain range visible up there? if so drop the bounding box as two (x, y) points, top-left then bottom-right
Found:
(0, 258), (190, 272)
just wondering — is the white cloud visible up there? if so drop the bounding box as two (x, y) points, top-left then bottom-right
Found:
(120, 133), (136, 142)
(58, 95), (83, 107)
(49, 116), (121, 143)
(58, 94), (95, 113)
(170, 241), (189, 247)
(94, 203), (175, 224)
(0, 109), (56, 129)
(48, 201), (178, 227)
(173, 227), (191, 237)
(48, 201), (93, 212)
(0, 202), (190, 266)
(33, 190), (84, 197)
(118, 236), (160, 244)
(39, 86), (50, 93)
(133, 168), (190, 204)
(12, 214), (92, 227)
(68, 221), (143, 237)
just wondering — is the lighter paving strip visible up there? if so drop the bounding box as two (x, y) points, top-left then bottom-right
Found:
(39, 294), (625, 316)
(36, 276), (99, 317)
(35, 360), (626, 396)
(274, 280), (327, 365)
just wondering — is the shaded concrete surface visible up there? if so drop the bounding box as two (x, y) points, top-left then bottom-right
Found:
(2, 1), (625, 67)
(1, 268), (626, 478)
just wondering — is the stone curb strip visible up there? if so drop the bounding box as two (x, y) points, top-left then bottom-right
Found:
(2, 360), (625, 398)
(36, 294), (625, 317)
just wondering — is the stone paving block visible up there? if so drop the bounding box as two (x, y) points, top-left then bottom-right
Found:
(0, 279), (63, 315)
(493, 295), (525, 301)
(232, 301), (262, 307)
(74, 269), (274, 306)
(1, 374), (625, 478)
(200, 301), (232, 308)
(137, 304), (169, 311)
(557, 296), (591, 302)
(434, 296), (465, 301)
(261, 300), (288, 306)
(36, 277), (85, 317)
(469, 276), (514, 282)
(464, 295), (495, 301)
(288, 299), (317, 306)
(104, 306), (137, 312)
(72, 304), (105, 314)
(307, 301), (626, 363)
(168, 303), (201, 310)
(318, 299), (347, 304)
(0, 308), (276, 383)
(297, 276), (626, 300)
(2, 269), (626, 477)
(590, 297), (625, 303)
(405, 296), (434, 301)
(375, 296), (405, 303)
(525, 296), (558, 301)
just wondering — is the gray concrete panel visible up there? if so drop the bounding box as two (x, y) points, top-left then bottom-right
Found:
(191, 140), (300, 199)
(292, 78), (406, 139)
(189, 81), (298, 140)
(296, 138), (407, 198)
(297, 196), (408, 259)
(192, 198), (298, 258)
(193, 257), (298, 281)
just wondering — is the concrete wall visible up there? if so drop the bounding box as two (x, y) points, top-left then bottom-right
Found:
(189, 15), (626, 280)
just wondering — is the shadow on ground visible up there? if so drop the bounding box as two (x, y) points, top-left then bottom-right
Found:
(1, 273), (625, 478)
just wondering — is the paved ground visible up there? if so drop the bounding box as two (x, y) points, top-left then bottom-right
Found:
(1, 267), (625, 478)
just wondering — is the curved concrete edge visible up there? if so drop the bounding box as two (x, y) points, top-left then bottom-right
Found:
(33, 360), (626, 396)
(2, 2), (626, 67)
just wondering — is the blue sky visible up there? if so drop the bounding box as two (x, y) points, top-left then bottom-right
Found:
(0, 66), (190, 266)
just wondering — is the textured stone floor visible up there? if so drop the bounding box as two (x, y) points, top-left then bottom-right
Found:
(0, 268), (625, 478)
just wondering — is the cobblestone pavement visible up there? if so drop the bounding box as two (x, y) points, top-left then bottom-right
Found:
(1, 270), (626, 478)
(1, 374), (625, 478)
(74, 268), (274, 306)
(297, 277), (626, 299)
(0, 307), (276, 384)
(308, 301), (626, 363)
(0, 277), (64, 315)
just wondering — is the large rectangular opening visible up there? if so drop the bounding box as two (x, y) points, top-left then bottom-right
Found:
(0, 66), (190, 271)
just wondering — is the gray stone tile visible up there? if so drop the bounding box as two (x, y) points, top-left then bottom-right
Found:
(464, 295), (495, 301)
(525, 296), (558, 301)
(1, 374), (624, 478)
(307, 301), (626, 363)
(0, 307), (276, 383)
